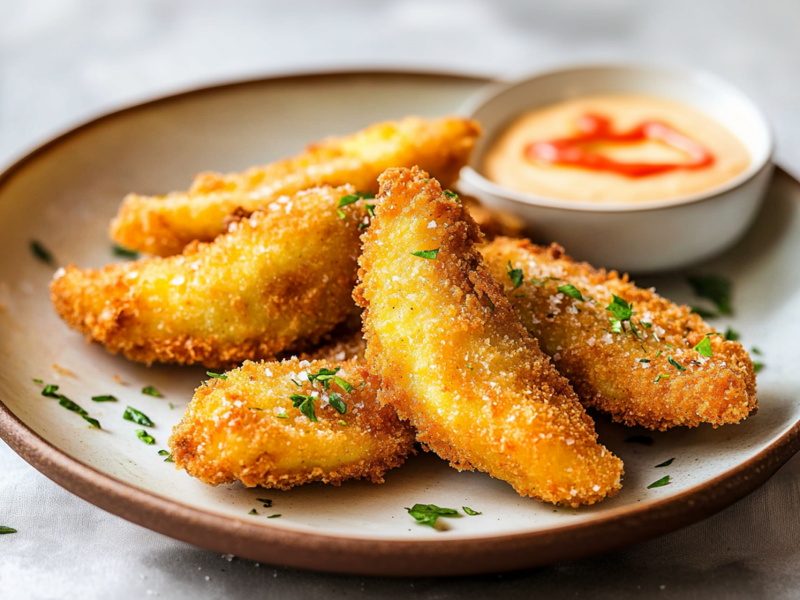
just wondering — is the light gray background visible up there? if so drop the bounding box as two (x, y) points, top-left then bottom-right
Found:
(2, 1), (800, 598)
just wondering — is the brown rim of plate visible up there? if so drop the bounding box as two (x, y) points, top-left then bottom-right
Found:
(0, 70), (798, 577)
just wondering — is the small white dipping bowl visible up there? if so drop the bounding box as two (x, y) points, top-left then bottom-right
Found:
(458, 64), (774, 274)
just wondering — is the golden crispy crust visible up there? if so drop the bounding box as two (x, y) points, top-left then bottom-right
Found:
(482, 238), (758, 430)
(111, 117), (481, 256)
(170, 359), (416, 489)
(51, 186), (366, 367)
(354, 167), (623, 507)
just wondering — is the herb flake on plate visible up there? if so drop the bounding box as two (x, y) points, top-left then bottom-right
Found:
(687, 274), (732, 315)
(136, 429), (156, 445)
(462, 506), (481, 516)
(92, 395), (118, 402)
(30, 240), (55, 265)
(123, 406), (154, 427)
(112, 244), (139, 259)
(141, 385), (163, 398)
(0, 526), (17, 534)
(648, 475), (671, 489)
(406, 503), (460, 529)
(655, 458), (675, 468)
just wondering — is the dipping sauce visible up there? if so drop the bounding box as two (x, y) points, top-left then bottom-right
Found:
(482, 94), (751, 203)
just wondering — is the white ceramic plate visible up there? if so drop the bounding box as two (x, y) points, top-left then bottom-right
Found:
(1, 71), (799, 576)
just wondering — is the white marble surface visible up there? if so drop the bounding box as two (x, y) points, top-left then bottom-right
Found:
(2, 1), (800, 598)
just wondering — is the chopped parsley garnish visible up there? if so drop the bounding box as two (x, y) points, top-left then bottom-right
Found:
(654, 373), (671, 384)
(606, 295), (633, 321)
(655, 350), (662, 358)
(647, 475), (671, 489)
(267, 514), (282, 519)
(625, 435), (654, 446)
(411, 248), (439, 260)
(665, 343), (674, 350)
(609, 319), (623, 334)
(406, 504), (460, 529)
(136, 429), (156, 445)
(366, 204), (376, 218)
(754, 362), (764, 373)
(206, 372), (227, 380)
(83, 416), (102, 429)
(336, 208), (346, 219)
(641, 321), (652, 328)
(248, 509), (258, 515)
(256, 498), (273, 507)
(123, 406), (154, 427)
(667, 355), (686, 371)
(752, 347), (762, 355)
(506, 262), (524, 289)
(92, 395), (118, 402)
(531, 276), (561, 285)
(141, 385), (163, 398)
(558, 283), (584, 301)
(693, 336), (713, 358)
(276, 413), (288, 419)
(32, 378), (43, 384)
(249, 407), (264, 411)
(328, 392), (347, 415)
(462, 506), (481, 516)
(30, 240), (54, 265)
(339, 420), (347, 426)
(59, 397), (88, 416)
(338, 191), (375, 209)
(724, 327), (739, 341)
(158, 450), (174, 462)
(168, 402), (174, 410)
(41, 384), (60, 398)
(333, 376), (354, 393)
(308, 366), (340, 388)
(443, 190), (459, 199)
(690, 306), (717, 319)
(290, 394), (317, 422)
(687, 274), (732, 315)
(655, 458), (675, 468)
(112, 244), (139, 259)
(0, 526), (17, 534)
(358, 222), (369, 231)
(638, 358), (651, 363)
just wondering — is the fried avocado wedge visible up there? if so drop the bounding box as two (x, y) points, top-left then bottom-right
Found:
(170, 359), (416, 488)
(355, 167), (623, 507)
(51, 185), (367, 367)
(111, 116), (480, 256)
(482, 238), (758, 430)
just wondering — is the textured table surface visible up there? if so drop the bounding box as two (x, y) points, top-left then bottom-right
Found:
(2, 1), (800, 598)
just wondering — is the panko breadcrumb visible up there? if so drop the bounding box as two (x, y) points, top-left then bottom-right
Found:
(51, 186), (367, 367)
(482, 238), (758, 430)
(355, 167), (623, 507)
(170, 359), (416, 488)
(111, 116), (481, 256)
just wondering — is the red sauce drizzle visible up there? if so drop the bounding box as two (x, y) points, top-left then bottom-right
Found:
(524, 114), (715, 178)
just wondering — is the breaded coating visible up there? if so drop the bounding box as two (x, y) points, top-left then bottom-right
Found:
(482, 238), (758, 430)
(111, 116), (481, 256)
(462, 195), (526, 241)
(51, 186), (367, 367)
(354, 167), (623, 506)
(170, 359), (416, 488)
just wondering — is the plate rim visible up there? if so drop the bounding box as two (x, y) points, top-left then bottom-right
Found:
(1, 68), (798, 577)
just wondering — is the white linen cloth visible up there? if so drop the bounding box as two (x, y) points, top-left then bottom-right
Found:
(2, 1), (800, 597)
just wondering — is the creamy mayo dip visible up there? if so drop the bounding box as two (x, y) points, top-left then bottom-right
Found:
(482, 94), (751, 203)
